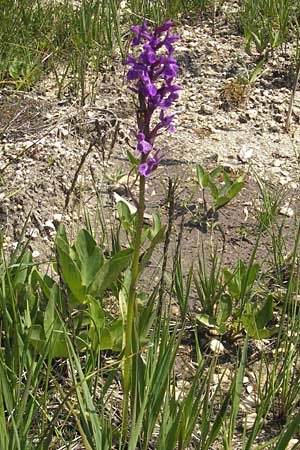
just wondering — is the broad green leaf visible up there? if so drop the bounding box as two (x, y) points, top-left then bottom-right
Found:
(256, 295), (273, 330)
(208, 178), (219, 200)
(117, 201), (135, 234)
(223, 268), (241, 298)
(57, 248), (86, 303)
(109, 318), (123, 351)
(13, 250), (32, 287)
(148, 212), (162, 240)
(56, 223), (69, 244)
(56, 235), (71, 256)
(30, 324), (45, 349)
(87, 295), (105, 349)
(218, 182), (232, 198)
(196, 164), (209, 189)
(242, 297), (275, 339)
(47, 334), (69, 358)
(114, 192), (137, 215)
(196, 313), (217, 328)
(242, 311), (258, 338)
(98, 327), (114, 350)
(247, 263), (260, 286)
(215, 195), (231, 208)
(209, 166), (223, 180)
(89, 248), (133, 298)
(248, 56), (265, 84)
(55, 225), (70, 256)
(75, 229), (97, 263)
(75, 229), (104, 288)
(222, 171), (231, 184)
(216, 177), (244, 208)
(117, 200), (134, 223)
(216, 294), (232, 327)
(118, 268), (131, 321)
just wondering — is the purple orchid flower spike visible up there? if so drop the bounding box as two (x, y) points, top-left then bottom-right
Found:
(122, 22), (180, 423)
(125, 19), (180, 177)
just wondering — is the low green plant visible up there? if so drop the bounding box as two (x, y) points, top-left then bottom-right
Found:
(30, 225), (133, 357)
(196, 164), (244, 222)
(194, 248), (231, 334)
(240, 0), (297, 57)
(238, 0), (300, 97)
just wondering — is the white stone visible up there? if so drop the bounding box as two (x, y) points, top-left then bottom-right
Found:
(279, 176), (292, 185)
(53, 213), (63, 222)
(279, 206), (294, 217)
(44, 219), (55, 230)
(246, 385), (254, 394)
(238, 145), (254, 163)
(60, 127), (69, 137)
(209, 339), (225, 354)
(27, 228), (39, 238)
(286, 439), (299, 450)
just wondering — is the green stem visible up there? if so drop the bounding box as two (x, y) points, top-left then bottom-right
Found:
(121, 171), (146, 446)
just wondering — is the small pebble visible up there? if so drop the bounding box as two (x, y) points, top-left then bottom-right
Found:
(44, 219), (55, 230)
(53, 213), (63, 222)
(279, 206), (294, 217)
(238, 145), (254, 163)
(209, 339), (225, 354)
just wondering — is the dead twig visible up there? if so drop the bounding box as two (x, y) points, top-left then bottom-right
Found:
(64, 142), (94, 209)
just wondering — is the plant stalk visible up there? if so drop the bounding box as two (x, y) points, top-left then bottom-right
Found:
(121, 168), (146, 446)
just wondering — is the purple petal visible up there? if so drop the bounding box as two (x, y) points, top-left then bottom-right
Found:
(155, 20), (173, 34)
(127, 69), (140, 80)
(139, 163), (151, 177)
(131, 19), (151, 46)
(149, 36), (161, 50)
(140, 44), (157, 64)
(131, 25), (141, 33)
(123, 55), (136, 66)
(136, 133), (152, 154)
(164, 63), (178, 79)
(138, 151), (162, 177)
(141, 74), (157, 97)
